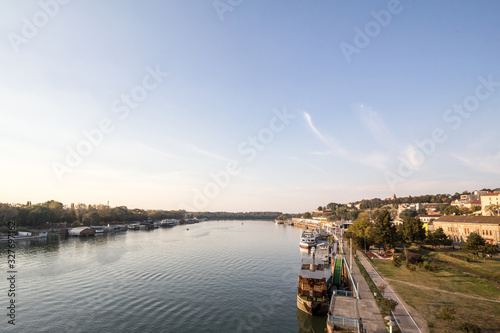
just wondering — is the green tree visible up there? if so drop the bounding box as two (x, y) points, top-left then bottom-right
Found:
(462, 233), (486, 259)
(0, 203), (18, 225)
(344, 213), (373, 250)
(443, 205), (461, 216)
(42, 200), (65, 222)
(27, 205), (55, 227)
(276, 214), (288, 221)
(485, 204), (500, 216)
(372, 209), (398, 250)
(439, 304), (456, 333)
(481, 243), (499, 260)
(399, 209), (417, 220)
(402, 217), (426, 243)
(426, 227), (452, 248)
(303, 212), (312, 219)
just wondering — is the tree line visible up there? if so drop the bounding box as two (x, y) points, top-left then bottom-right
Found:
(343, 209), (450, 251)
(343, 209), (499, 258)
(0, 201), (284, 229)
(0, 200), (185, 228)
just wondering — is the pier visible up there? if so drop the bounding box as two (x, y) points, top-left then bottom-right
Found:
(326, 234), (387, 333)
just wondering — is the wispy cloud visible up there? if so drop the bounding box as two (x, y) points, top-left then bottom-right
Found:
(453, 151), (500, 175)
(355, 104), (399, 150)
(303, 111), (346, 155)
(303, 110), (394, 172)
(452, 132), (500, 175)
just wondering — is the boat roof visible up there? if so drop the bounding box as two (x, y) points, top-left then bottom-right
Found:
(298, 269), (326, 280)
(301, 257), (324, 265)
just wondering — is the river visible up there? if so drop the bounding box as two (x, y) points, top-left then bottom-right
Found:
(1, 220), (328, 332)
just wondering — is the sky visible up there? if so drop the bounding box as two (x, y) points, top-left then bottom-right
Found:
(0, 0), (499, 213)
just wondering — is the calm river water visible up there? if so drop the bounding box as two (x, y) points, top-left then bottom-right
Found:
(2, 220), (328, 332)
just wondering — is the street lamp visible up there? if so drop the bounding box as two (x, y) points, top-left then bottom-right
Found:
(384, 316), (395, 333)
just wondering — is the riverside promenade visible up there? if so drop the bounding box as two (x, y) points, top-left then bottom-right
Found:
(340, 240), (387, 333)
(356, 250), (426, 333)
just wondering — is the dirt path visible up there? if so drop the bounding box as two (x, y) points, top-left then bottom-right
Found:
(385, 278), (500, 303)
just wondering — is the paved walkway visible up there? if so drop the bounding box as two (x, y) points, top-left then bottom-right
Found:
(339, 241), (386, 333)
(357, 251), (424, 333)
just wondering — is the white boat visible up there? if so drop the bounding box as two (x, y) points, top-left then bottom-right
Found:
(300, 231), (317, 249)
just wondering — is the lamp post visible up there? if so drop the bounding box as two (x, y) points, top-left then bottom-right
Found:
(384, 316), (395, 333)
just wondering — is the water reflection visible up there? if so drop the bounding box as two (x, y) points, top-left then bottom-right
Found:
(0, 235), (60, 254)
(297, 309), (327, 333)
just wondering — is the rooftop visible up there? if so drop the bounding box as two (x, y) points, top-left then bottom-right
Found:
(435, 216), (500, 224)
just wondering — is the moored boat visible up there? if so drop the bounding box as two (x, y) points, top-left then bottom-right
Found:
(299, 231), (317, 249)
(297, 254), (329, 315)
(0, 231), (48, 241)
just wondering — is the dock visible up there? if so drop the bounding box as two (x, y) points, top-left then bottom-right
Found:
(326, 235), (387, 333)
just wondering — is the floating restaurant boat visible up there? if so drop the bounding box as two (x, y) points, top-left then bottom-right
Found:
(128, 223), (141, 230)
(299, 231), (317, 249)
(160, 219), (177, 227)
(0, 231), (48, 241)
(68, 227), (95, 237)
(297, 253), (329, 315)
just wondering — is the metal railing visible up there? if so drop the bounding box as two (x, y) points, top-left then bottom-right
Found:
(327, 316), (360, 331)
(342, 256), (359, 299)
(333, 290), (354, 297)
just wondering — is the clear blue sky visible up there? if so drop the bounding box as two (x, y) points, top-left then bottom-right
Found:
(1, 0), (499, 213)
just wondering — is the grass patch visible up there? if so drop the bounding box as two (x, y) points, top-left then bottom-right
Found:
(372, 256), (500, 333)
(435, 251), (500, 280)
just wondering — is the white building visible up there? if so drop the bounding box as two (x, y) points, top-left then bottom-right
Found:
(481, 193), (500, 216)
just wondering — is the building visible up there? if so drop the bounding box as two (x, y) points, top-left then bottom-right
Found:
(464, 200), (481, 210)
(451, 191), (489, 207)
(433, 216), (500, 245)
(481, 193), (500, 216)
(418, 214), (442, 223)
(425, 206), (439, 214)
(397, 203), (422, 215)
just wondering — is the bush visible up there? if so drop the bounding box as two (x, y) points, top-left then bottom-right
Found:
(459, 322), (481, 333)
(406, 252), (423, 264)
(406, 263), (417, 273)
(393, 255), (403, 268)
(422, 260), (439, 272)
(380, 297), (398, 312)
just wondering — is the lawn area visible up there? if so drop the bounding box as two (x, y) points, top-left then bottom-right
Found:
(372, 253), (500, 333)
(434, 251), (500, 280)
